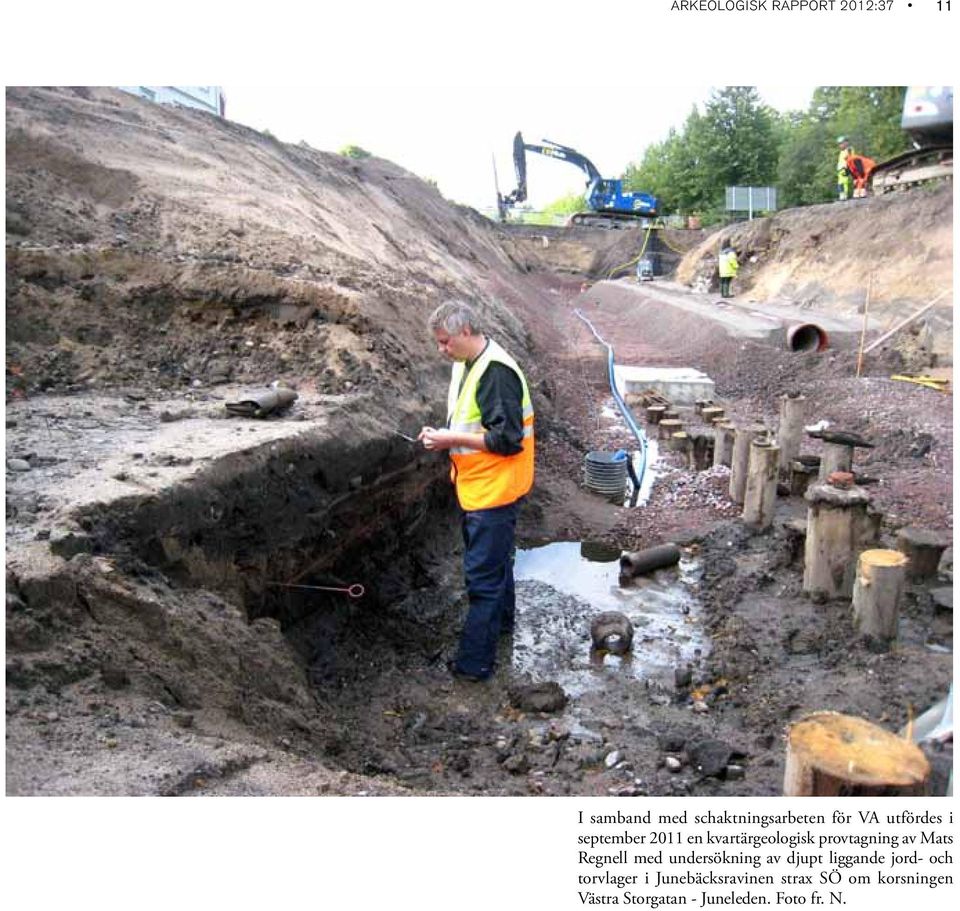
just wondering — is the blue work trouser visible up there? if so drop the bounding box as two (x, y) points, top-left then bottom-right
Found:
(453, 499), (520, 678)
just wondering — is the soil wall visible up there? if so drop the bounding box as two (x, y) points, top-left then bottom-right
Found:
(675, 186), (953, 357)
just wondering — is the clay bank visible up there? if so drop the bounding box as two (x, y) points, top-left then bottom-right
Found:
(5, 87), (953, 796)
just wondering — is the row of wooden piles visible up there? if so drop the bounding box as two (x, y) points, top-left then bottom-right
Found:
(628, 388), (950, 796)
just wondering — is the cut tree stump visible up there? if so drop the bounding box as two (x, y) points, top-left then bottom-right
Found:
(790, 460), (819, 498)
(784, 712), (929, 796)
(818, 442), (854, 480)
(687, 430), (714, 471)
(803, 482), (870, 599)
(896, 526), (950, 581)
(713, 423), (736, 468)
(729, 424), (766, 505)
(777, 394), (806, 479)
(743, 439), (780, 529)
(659, 418), (683, 441)
(646, 405), (667, 425)
(852, 549), (908, 643)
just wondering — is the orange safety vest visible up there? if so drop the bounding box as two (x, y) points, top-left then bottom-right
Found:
(446, 339), (534, 511)
(846, 154), (876, 187)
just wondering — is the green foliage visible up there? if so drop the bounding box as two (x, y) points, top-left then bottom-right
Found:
(542, 192), (587, 218)
(625, 89), (777, 219)
(777, 86), (909, 208)
(339, 144), (372, 159)
(623, 85), (910, 216)
(507, 194), (586, 225)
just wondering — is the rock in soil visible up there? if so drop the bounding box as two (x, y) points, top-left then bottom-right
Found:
(508, 681), (568, 714)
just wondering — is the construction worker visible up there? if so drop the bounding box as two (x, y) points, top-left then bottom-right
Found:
(836, 136), (855, 201)
(718, 245), (739, 298)
(419, 300), (534, 682)
(846, 152), (876, 198)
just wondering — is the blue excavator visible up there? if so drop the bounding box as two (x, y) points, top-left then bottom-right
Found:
(871, 86), (953, 191)
(497, 131), (658, 227)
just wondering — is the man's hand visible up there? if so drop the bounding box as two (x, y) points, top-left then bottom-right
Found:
(418, 426), (457, 451)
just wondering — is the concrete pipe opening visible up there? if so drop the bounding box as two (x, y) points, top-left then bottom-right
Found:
(786, 323), (829, 353)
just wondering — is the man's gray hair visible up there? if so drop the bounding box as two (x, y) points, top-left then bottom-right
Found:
(428, 300), (482, 336)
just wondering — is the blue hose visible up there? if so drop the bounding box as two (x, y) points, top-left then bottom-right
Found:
(573, 308), (648, 489)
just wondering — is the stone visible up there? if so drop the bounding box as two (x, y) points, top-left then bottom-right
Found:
(725, 764), (746, 780)
(508, 681), (568, 714)
(7, 458), (31, 472)
(604, 750), (622, 769)
(930, 587), (952, 611)
(665, 756), (682, 772)
(49, 529), (94, 558)
(657, 726), (696, 753)
(502, 753), (530, 775)
(688, 739), (736, 778)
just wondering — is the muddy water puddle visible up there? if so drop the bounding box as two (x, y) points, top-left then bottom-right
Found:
(512, 541), (708, 700)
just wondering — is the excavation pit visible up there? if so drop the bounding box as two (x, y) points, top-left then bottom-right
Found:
(5, 88), (953, 798)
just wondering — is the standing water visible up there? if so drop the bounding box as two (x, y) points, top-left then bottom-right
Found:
(512, 541), (707, 698)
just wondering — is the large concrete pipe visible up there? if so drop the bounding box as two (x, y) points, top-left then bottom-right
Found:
(786, 323), (829, 353)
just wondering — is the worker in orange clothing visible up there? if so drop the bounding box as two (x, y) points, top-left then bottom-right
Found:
(846, 153), (876, 198)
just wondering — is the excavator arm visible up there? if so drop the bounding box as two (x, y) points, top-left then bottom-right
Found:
(498, 131), (602, 217)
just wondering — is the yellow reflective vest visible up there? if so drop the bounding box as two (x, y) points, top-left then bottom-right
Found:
(718, 249), (739, 278)
(446, 339), (534, 511)
(837, 145), (855, 174)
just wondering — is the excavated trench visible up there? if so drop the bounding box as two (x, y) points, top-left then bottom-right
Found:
(23, 407), (716, 794)
(6, 89), (953, 798)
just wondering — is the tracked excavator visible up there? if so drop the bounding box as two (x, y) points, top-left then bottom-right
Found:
(497, 131), (658, 228)
(871, 86), (953, 191)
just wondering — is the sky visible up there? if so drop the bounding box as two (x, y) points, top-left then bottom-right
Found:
(222, 85), (815, 212)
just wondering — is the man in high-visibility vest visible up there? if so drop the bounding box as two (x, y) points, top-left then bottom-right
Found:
(837, 136), (855, 201)
(419, 301), (535, 681)
(718, 245), (739, 298)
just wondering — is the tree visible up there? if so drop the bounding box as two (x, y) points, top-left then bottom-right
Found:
(777, 86), (908, 207)
(543, 192), (586, 218)
(697, 86), (779, 210)
(776, 111), (835, 207)
(622, 85), (910, 216)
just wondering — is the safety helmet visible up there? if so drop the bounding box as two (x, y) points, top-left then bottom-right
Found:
(837, 136), (848, 144)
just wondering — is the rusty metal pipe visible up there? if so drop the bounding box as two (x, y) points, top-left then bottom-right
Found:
(619, 543), (681, 579)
